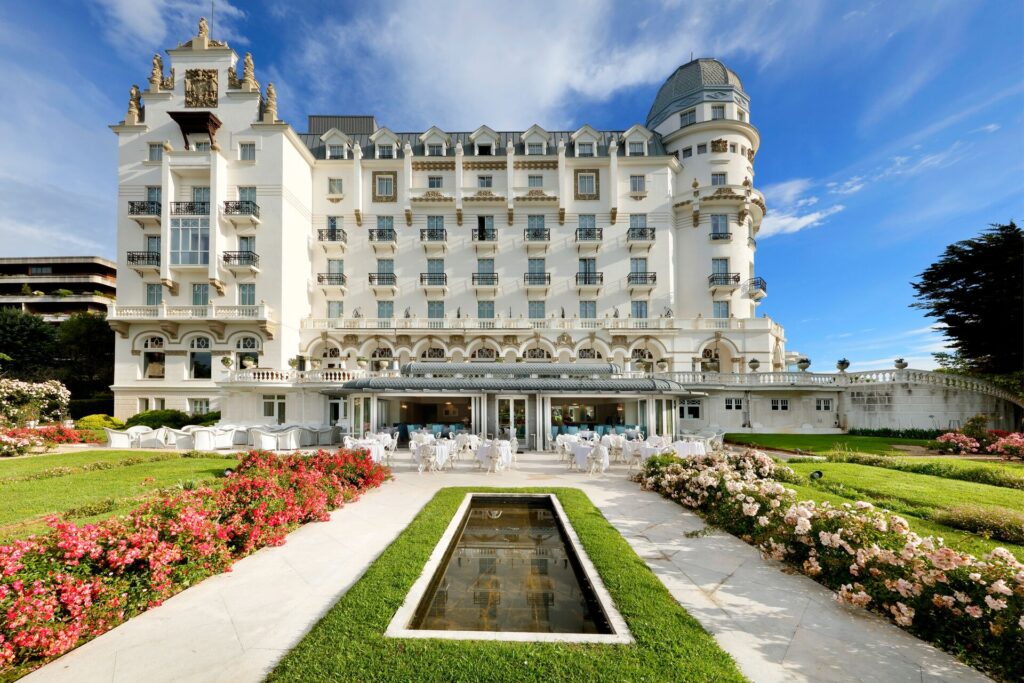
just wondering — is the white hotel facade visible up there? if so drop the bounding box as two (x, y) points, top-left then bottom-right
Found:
(107, 22), (1020, 443)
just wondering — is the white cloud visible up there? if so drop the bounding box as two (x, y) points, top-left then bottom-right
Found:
(91, 0), (247, 57)
(972, 122), (1000, 134)
(759, 179), (845, 238)
(826, 175), (866, 195)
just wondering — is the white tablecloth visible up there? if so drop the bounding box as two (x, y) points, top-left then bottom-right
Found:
(355, 441), (386, 462)
(476, 441), (513, 469)
(572, 444), (609, 471)
(673, 440), (707, 457)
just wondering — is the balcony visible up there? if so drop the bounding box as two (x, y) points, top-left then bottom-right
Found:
(126, 250), (160, 273)
(575, 271), (604, 293)
(627, 271), (657, 294)
(368, 228), (398, 254)
(523, 227), (551, 254)
(746, 276), (768, 301)
(419, 272), (448, 295)
(222, 250), (260, 273)
(368, 272), (398, 296)
(523, 272), (551, 294)
(575, 227), (603, 254)
(471, 227), (499, 254)
(472, 272), (499, 295)
(170, 201), (210, 216)
(710, 231), (732, 242)
(708, 272), (741, 292)
(317, 228), (348, 253)
(128, 201), (161, 227)
(107, 302), (273, 340)
(222, 200), (261, 226)
(627, 226), (655, 250)
(419, 228), (447, 254)
(317, 272), (348, 295)
(301, 315), (687, 333)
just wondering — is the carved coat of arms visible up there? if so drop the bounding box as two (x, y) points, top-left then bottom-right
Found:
(185, 69), (218, 107)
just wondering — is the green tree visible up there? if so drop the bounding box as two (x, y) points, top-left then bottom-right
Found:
(55, 312), (114, 396)
(911, 222), (1023, 389)
(0, 308), (58, 381)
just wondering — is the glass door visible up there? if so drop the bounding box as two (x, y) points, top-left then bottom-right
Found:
(497, 397), (527, 442)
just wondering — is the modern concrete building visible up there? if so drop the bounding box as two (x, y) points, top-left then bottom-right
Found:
(106, 19), (1021, 437)
(0, 256), (116, 322)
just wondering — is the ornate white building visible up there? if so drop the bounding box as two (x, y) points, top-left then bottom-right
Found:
(107, 21), (1020, 442)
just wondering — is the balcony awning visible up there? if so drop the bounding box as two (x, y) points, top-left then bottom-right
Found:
(168, 111), (223, 150)
(324, 375), (694, 395)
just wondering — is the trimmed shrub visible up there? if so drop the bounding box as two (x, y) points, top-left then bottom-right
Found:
(193, 411), (221, 427)
(816, 452), (1024, 490)
(848, 427), (945, 439)
(74, 414), (125, 430)
(124, 409), (192, 430)
(931, 506), (1024, 546)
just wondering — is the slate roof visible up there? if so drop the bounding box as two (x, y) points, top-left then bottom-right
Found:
(646, 58), (745, 130)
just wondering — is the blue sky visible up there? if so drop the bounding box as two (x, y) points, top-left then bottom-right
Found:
(1, 0), (1021, 371)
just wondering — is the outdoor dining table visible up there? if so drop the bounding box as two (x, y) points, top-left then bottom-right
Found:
(673, 440), (708, 456)
(571, 443), (609, 472)
(355, 441), (386, 462)
(623, 441), (664, 461)
(475, 441), (513, 469)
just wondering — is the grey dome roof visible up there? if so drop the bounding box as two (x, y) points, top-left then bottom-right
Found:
(646, 59), (744, 129)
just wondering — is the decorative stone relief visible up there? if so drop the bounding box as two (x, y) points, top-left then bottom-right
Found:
(185, 69), (218, 107)
(513, 160), (558, 170)
(556, 332), (573, 347)
(502, 335), (519, 345)
(692, 209), (700, 228)
(161, 68), (174, 91)
(609, 207), (617, 225)
(342, 334), (359, 345)
(711, 138), (728, 153)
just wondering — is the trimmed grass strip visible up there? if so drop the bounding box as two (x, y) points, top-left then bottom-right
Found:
(270, 487), (745, 683)
(726, 433), (931, 455)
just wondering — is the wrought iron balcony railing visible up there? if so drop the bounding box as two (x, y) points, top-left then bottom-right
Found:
(708, 272), (741, 287)
(420, 273), (448, 286)
(575, 272), (604, 285)
(170, 201), (210, 215)
(126, 251), (160, 266)
(627, 227), (656, 241)
(575, 227), (603, 242)
(524, 227), (551, 241)
(710, 231), (732, 241)
(222, 200), (261, 218)
(368, 228), (397, 242)
(746, 277), (767, 294)
(627, 272), (657, 285)
(222, 251), (260, 267)
(128, 201), (161, 216)
(369, 273), (397, 286)
(317, 228), (348, 243)
(472, 273), (499, 285)
(472, 228), (498, 242)
(523, 272), (551, 285)
(317, 273), (348, 286)
(420, 228), (447, 242)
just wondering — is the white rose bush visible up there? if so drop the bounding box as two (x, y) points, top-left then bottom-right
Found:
(634, 451), (1022, 680)
(0, 379), (70, 426)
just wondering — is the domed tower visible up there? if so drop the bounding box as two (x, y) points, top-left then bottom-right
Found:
(648, 59), (766, 321)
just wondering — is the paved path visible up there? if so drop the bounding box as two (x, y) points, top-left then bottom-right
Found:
(25, 451), (987, 683)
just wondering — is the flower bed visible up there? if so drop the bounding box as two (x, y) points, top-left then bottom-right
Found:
(635, 451), (1023, 681)
(0, 380), (69, 427)
(0, 426), (103, 457)
(0, 449), (390, 678)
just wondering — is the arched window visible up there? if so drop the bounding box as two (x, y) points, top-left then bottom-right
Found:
(577, 348), (603, 360)
(142, 336), (165, 378)
(189, 336), (212, 379)
(371, 348), (393, 358)
(631, 348), (653, 360)
(236, 336), (260, 350)
(235, 335), (260, 368)
(321, 347), (341, 358)
(422, 347), (446, 360)
(471, 347), (497, 360)
(525, 348), (551, 360)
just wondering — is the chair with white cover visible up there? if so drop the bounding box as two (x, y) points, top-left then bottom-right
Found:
(213, 428), (235, 450)
(588, 443), (609, 476)
(385, 436), (399, 465)
(417, 444), (436, 474)
(136, 428), (167, 449)
(165, 428), (195, 450)
(625, 441), (644, 474)
(485, 441), (503, 474)
(191, 428), (217, 451)
(315, 426), (337, 447)
(343, 435), (355, 449)
(250, 428), (280, 451)
(277, 427), (303, 450)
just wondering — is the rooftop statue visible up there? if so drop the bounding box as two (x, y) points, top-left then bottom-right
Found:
(198, 16), (209, 38)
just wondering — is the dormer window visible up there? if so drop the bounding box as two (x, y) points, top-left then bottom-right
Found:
(378, 144), (394, 159)
(680, 109), (696, 127)
(628, 141), (645, 156)
(328, 144), (346, 159)
(478, 144), (492, 156)
(527, 142), (544, 155)
(427, 143), (444, 157)
(578, 142), (594, 157)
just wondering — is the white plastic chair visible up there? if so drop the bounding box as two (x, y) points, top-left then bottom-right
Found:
(485, 442), (503, 474)
(250, 428), (280, 451)
(213, 428), (235, 450)
(105, 428), (136, 448)
(277, 427), (303, 450)
(191, 428), (217, 451)
(588, 444), (608, 476)
(137, 427), (167, 449)
(165, 428), (194, 450)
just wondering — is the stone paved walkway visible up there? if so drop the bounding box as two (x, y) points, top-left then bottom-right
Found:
(25, 451), (988, 683)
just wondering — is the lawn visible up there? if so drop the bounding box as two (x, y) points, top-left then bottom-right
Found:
(0, 450), (239, 540)
(726, 433), (932, 455)
(270, 487), (745, 683)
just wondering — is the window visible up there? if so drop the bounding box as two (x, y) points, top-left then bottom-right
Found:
(528, 257), (545, 274)
(236, 336), (260, 369)
(722, 398), (741, 411)
(377, 300), (394, 319)
(711, 105), (725, 120)
(192, 283), (209, 306)
(427, 301), (444, 319)
(377, 215), (394, 231)
(138, 398), (150, 412)
(681, 147), (693, 159)
(428, 175), (443, 189)
(148, 143), (163, 161)
(712, 257), (729, 275)
(262, 394), (286, 424)
(577, 172), (596, 195)
(327, 144), (345, 159)
(239, 235), (255, 254)
(738, 110), (747, 122)
(816, 398), (833, 411)
(170, 217), (210, 265)
(628, 141), (645, 156)
(426, 258), (444, 275)
(711, 214), (729, 236)
(711, 172), (727, 186)
(478, 300), (495, 319)
(528, 300), (545, 318)
(146, 186), (162, 203)
(680, 109), (696, 127)
(193, 141), (211, 152)
(697, 143), (707, 154)
(527, 142), (544, 155)
(235, 188), (255, 206)
(145, 283), (163, 306)
(189, 398), (210, 415)
(577, 142), (594, 157)
(427, 215), (444, 231)
(238, 283), (255, 306)
(580, 301), (596, 319)
(681, 399), (701, 419)
(477, 258), (494, 274)
(729, 143), (737, 153)
(527, 174), (543, 188)
(630, 175), (646, 193)
(377, 258), (394, 274)
(327, 216), (342, 233)
(378, 144), (394, 159)
(327, 301), (344, 319)
(477, 144), (492, 156)
(189, 336), (212, 379)
(376, 174), (394, 197)
(528, 215), (545, 230)
(477, 175), (493, 188)
(630, 257), (647, 274)
(712, 301), (730, 319)
(239, 143), (256, 161)
(771, 399), (790, 411)
(328, 178), (344, 195)
(578, 257), (596, 274)
(327, 259), (344, 276)
(153, 398), (165, 410)
(146, 234), (161, 254)
(142, 337), (165, 379)
(578, 214), (596, 230)
(427, 143), (444, 157)
(631, 300), (648, 319)
(630, 214), (647, 229)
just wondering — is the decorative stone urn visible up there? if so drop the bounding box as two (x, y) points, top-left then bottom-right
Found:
(894, 358), (908, 370)
(796, 358), (811, 372)
(356, 357), (369, 369)
(748, 357), (761, 372)
(836, 358), (850, 372)
(656, 359), (669, 371)
(241, 357), (256, 369)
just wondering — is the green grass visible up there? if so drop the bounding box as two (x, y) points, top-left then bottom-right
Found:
(792, 453), (1024, 490)
(0, 452), (238, 540)
(0, 449), (180, 479)
(726, 433), (932, 455)
(270, 487), (745, 683)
